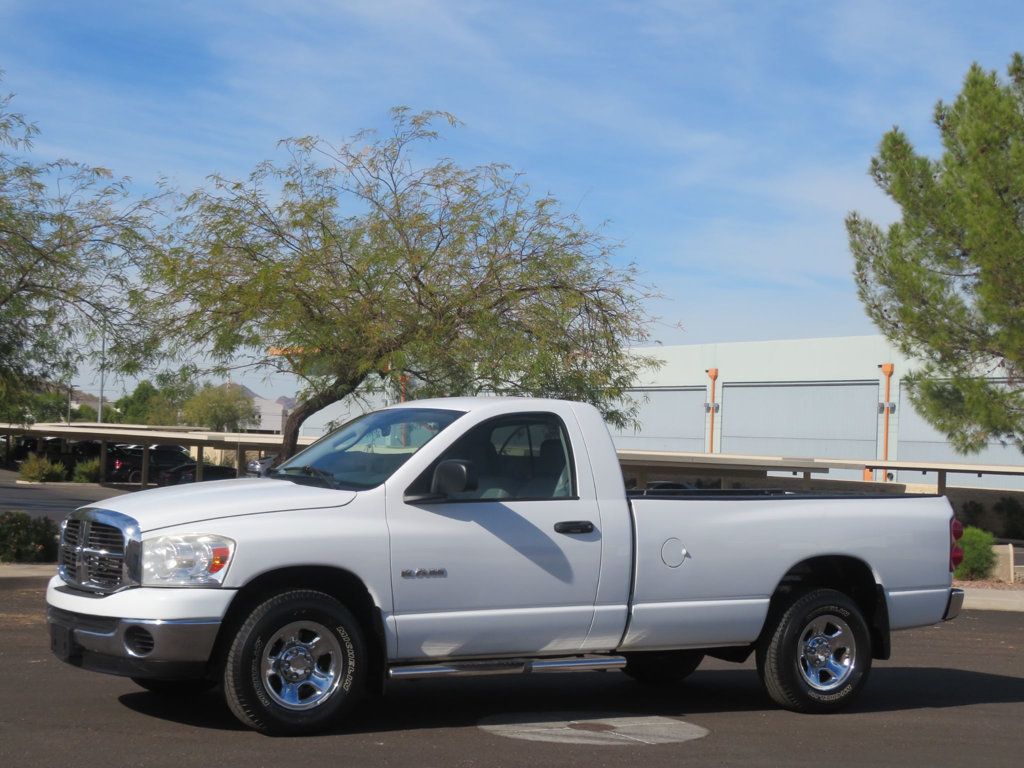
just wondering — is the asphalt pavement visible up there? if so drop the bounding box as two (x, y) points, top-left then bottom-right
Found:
(1, 578), (1021, 768)
(0, 468), (129, 521)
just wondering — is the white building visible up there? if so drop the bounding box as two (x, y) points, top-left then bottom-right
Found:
(303, 335), (1024, 488)
(613, 334), (1023, 487)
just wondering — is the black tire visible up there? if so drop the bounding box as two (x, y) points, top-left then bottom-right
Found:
(623, 650), (705, 685)
(131, 677), (216, 695)
(127, 469), (142, 484)
(756, 588), (872, 713)
(223, 590), (366, 735)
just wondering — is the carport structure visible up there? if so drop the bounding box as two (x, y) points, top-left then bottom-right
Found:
(0, 422), (316, 486)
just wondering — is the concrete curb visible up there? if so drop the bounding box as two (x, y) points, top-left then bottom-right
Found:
(0, 564), (55, 577)
(15, 480), (99, 487)
(962, 588), (1024, 612)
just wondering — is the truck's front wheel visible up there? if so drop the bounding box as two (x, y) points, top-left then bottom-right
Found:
(756, 588), (871, 713)
(223, 590), (366, 734)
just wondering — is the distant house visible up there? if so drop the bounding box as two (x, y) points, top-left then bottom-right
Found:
(232, 385), (290, 433)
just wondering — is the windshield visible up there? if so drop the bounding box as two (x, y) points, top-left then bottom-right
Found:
(272, 407), (465, 490)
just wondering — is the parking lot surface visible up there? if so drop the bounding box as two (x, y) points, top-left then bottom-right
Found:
(1, 579), (1021, 768)
(0, 469), (129, 521)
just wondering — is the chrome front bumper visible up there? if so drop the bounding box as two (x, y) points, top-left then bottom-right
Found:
(943, 588), (965, 621)
(47, 607), (221, 679)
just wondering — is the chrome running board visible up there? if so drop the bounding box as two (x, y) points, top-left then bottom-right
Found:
(388, 655), (626, 680)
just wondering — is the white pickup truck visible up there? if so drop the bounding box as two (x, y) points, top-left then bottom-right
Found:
(47, 397), (965, 734)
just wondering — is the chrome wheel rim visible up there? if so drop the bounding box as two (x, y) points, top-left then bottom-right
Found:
(796, 613), (856, 692)
(261, 620), (344, 710)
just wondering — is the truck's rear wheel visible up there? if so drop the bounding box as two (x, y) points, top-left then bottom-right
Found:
(223, 590), (366, 735)
(756, 588), (871, 713)
(623, 650), (705, 685)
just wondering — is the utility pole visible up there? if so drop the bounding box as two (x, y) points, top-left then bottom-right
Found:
(66, 381), (73, 424)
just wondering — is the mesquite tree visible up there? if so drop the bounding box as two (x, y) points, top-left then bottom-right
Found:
(144, 110), (659, 458)
(0, 82), (157, 419)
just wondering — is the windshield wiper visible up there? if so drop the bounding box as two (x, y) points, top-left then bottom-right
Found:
(270, 465), (339, 489)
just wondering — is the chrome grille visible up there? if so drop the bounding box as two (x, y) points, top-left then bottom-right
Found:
(59, 509), (141, 594)
(59, 519), (82, 574)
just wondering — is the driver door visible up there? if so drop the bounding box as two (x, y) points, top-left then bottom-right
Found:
(385, 412), (602, 660)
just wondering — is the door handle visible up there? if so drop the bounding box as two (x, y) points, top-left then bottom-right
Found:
(554, 520), (595, 535)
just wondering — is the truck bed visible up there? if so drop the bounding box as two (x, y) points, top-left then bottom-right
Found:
(619, 493), (953, 651)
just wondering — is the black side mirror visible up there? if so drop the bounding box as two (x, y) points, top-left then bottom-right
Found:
(431, 459), (478, 497)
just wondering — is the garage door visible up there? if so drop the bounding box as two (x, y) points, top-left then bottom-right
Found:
(720, 381), (878, 459)
(610, 387), (707, 452)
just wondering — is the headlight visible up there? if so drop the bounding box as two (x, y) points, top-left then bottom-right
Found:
(141, 535), (235, 587)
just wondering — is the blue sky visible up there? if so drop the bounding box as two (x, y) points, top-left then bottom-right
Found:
(2, 0), (1022, 399)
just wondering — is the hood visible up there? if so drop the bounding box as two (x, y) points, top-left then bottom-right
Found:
(82, 477), (357, 532)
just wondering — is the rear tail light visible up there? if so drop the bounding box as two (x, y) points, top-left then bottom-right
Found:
(114, 458), (124, 471)
(950, 517), (964, 572)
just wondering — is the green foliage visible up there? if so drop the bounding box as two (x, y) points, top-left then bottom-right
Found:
(19, 454), (65, 482)
(183, 383), (258, 431)
(112, 372), (198, 426)
(73, 403), (97, 421)
(114, 380), (160, 423)
(848, 53), (1024, 453)
(0, 76), (160, 412)
(72, 458), (101, 483)
(142, 109), (659, 457)
(0, 511), (58, 562)
(954, 525), (996, 580)
(0, 389), (67, 424)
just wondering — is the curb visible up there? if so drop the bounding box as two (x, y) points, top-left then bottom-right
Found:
(0, 564), (55, 577)
(15, 480), (101, 487)
(962, 588), (1024, 613)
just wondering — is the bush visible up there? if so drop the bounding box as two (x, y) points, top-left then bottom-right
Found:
(72, 458), (101, 483)
(19, 454), (66, 482)
(954, 525), (996, 580)
(0, 511), (58, 562)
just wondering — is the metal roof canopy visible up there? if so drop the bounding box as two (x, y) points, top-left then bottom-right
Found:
(617, 449), (828, 474)
(0, 423), (316, 451)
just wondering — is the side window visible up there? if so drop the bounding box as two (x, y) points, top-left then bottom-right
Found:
(409, 413), (576, 501)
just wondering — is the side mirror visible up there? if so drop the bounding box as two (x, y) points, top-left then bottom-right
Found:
(431, 459), (478, 497)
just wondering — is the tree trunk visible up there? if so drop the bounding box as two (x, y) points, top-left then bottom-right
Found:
(276, 378), (361, 463)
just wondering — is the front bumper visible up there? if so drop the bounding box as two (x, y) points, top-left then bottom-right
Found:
(45, 576), (234, 679)
(47, 607), (221, 679)
(943, 588), (965, 621)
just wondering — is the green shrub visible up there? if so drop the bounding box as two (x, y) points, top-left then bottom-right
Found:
(19, 454), (66, 482)
(72, 458), (101, 483)
(0, 511), (58, 562)
(954, 525), (996, 580)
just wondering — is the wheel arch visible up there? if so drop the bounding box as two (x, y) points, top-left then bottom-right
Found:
(211, 565), (387, 688)
(764, 555), (890, 661)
